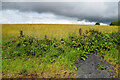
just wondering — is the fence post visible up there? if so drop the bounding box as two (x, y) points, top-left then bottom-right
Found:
(79, 28), (82, 36)
(45, 35), (47, 39)
(20, 30), (23, 37)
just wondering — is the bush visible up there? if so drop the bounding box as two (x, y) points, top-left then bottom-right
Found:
(110, 20), (120, 26)
(95, 22), (100, 25)
(2, 30), (119, 61)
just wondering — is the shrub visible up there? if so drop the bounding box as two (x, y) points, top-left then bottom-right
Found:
(95, 22), (100, 25)
(110, 20), (120, 26)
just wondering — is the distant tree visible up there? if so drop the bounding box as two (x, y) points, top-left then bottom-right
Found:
(95, 22), (100, 25)
(110, 23), (113, 26)
(110, 20), (120, 26)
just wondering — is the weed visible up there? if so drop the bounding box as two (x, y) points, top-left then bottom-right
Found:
(98, 65), (106, 70)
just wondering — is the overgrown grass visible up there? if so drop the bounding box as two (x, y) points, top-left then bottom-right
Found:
(2, 29), (120, 78)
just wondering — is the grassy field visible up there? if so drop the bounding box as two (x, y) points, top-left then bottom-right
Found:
(2, 24), (118, 41)
(2, 24), (119, 78)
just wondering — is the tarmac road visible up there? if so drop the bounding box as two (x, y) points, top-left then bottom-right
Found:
(74, 54), (117, 78)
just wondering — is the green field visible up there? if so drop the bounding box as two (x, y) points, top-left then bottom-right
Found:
(2, 24), (119, 78)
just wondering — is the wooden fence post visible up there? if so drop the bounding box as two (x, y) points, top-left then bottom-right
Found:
(20, 30), (23, 37)
(79, 28), (82, 36)
(45, 35), (47, 39)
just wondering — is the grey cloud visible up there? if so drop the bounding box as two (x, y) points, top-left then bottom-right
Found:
(2, 2), (118, 24)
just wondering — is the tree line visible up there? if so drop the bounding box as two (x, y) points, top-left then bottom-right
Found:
(95, 20), (120, 26)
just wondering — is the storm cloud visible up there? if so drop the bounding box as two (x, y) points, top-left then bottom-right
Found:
(1, 2), (119, 24)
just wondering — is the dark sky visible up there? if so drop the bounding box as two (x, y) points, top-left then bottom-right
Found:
(2, 2), (118, 24)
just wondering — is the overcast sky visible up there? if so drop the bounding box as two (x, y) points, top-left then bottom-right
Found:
(0, 1), (119, 25)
